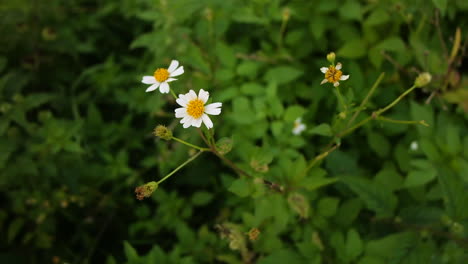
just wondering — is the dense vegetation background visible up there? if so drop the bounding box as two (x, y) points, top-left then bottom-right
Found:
(1, 0), (467, 263)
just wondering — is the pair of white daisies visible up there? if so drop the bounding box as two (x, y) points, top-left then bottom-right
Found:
(141, 60), (222, 129)
(142, 59), (350, 133)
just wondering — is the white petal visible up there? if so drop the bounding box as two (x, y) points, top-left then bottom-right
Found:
(182, 116), (194, 128)
(187, 90), (197, 101)
(193, 117), (203, 128)
(320, 67), (328, 73)
(336, 63), (342, 70)
(340, 75), (349, 81)
(170, 66), (184, 77)
(204, 102), (222, 115)
(334, 82), (340, 87)
(167, 60), (179, 73)
(142, 76), (156, 84)
(198, 89), (209, 103)
(145, 83), (160, 92)
(166, 78), (177, 83)
(180, 116), (189, 124)
(159, 82), (170, 93)
(175, 108), (187, 118)
(320, 79), (328, 85)
(176, 94), (189, 107)
(295, 117), (302, 123)
(202, 114), (213, 129)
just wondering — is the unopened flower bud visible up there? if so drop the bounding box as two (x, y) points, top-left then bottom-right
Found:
(288, 193), (310, 219)
(135, 181), (158, 200)
(153, 125), (172, 140)
(248, 228), (260, 241)
(414, 72), (432, 87)
(216, 137), (233, 155)
(327, 52), (336, 64)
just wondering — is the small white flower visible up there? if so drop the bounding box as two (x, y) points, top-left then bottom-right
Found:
(141, 60), (184, 93)
(410, 141), (418, 151)
(320, 62), (349, 87)
(292, 117), (306, 135)
(175, 89), (222, 129)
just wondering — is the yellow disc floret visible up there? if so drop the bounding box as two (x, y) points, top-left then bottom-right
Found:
(186, 99), (205, 118)
(154, 68), (170, 82)
(325, 66), (343, 83)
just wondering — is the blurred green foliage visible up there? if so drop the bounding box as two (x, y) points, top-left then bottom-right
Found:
(1, 0), (467, 263)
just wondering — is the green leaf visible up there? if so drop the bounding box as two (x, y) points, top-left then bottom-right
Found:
(345, 229), (363, 261)
(366, 232), (417, 261)
(367, 131), (391, 157)
(264, 66), (303, 85)
(237, 61), (260, 79)
(317, 197), (339, 217)
(410, 102), (433, 137)
(309, 124), (332, 136)
(404, 168), (437, 188)
(437, 168), (468, 221)
(338, 39), (366, 58)
(8, 218), (24, 244)
(257, 249), (305, 264)
(340, 175), (397, 217)
(123, 241), (139, 261)
(375, 37), (406, 52)
(191, 191), (214, 206)
(284, 105), (306, 122)
(240, 82), (264, 95)
(231, 97), (256, 124)
(364, 8), (389, 26)
(228, 178), (252, 197)
(339, 0), (362, 21)
(216, 42), (237, 68)
(432, 0), (447, 15)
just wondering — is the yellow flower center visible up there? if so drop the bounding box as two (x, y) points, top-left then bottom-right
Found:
(154, 68), (169, 82)
(186, 99), (205, 118)
(325, 65), (342, 83)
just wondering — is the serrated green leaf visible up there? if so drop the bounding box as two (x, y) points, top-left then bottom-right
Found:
(340, 176), (397, 217)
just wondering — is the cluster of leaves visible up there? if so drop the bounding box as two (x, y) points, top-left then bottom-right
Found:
(1, 0), (467, 263)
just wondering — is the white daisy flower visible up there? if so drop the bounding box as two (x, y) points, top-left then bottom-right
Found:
(175, 89), (222, 129)
(320, 62), (349, 87)
(141, 60), (184, 93)
(292, 117), (306, 135)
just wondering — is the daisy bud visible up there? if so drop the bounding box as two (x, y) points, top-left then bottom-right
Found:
(216, 137), (233, 155)
(288, 193), (310, 219)
(414, 72), (432, 87)
(247, 228), (260, 241)
(135, 181), (158, 200)
(153, 125), (172, 141)
(326, 52), (336, 64)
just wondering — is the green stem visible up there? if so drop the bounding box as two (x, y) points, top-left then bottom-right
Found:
(334, 85), (347, 112)
(377, 116), (429, 126)
(172, 136), (211, 151)
(338, 84), (419, 138)
(378, 85), (417, 114)
(156, 151), (204, 185)
(347, 73), (385, 127)
(170, 89), (178, 99)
